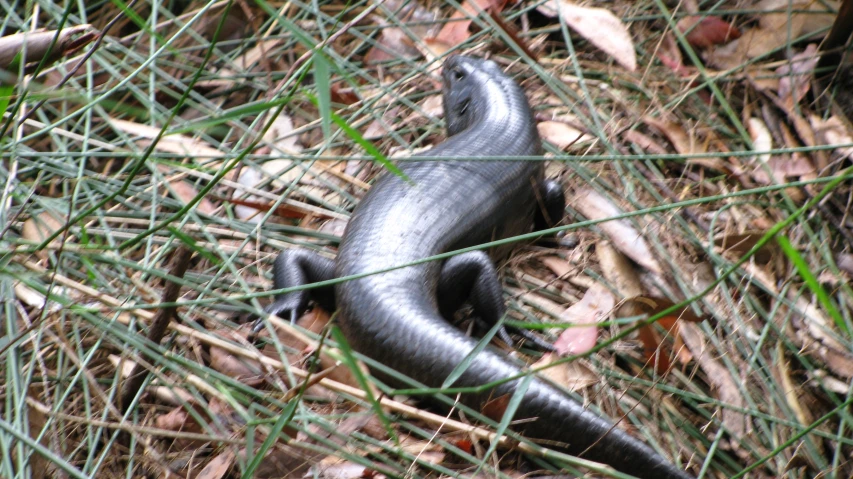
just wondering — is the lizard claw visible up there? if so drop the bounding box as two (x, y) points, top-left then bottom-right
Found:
(253, 299), (301, 333)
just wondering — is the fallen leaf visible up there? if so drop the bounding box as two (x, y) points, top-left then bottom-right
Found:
(540, 255), (574, 278)
(197, 448), (236, 479)
(435, 0), (507, 47)
(365, 0), (436, 64)
(155, 406), (203, 434)
(313, 462), (369, 479)
(573, 188), (663, 275)
(0, 25), (96, 71)
(810, 115), (853, 161)
(618, 296), (702, 373)
(209, 327), (264, 386)
(837, 254), (853, 276)
(454, 438), (474, 454)
(262, 111), (302, 155)
(26, 391), (51, 479)
(777, 44), (819, 109)
(775, 343), (814, 429)
(537, 120), (593, 149)
(644, 116), (729, 172)
(713, 232), (779, 264)
(553, 284), (615, 356)
(705, 6), (806, 70)
(108, 118), (222, 158)
(248, 443), (327, 479)
(331, 82), (360, 105)
(747, 117), (773, 183)
(680, 323), (748, 440)
(165, 171), (218, 215)
(537, 0), (637, 71)
(655, 32), (692, 76)
(533, 352), (598, 391)
(623, 130), (669, 156)
(597, 240), (642, 298)
(481, 393), (512, 422)
(677, 16), (741, 49)
(22, 211), (63, 259)
(619, 296), (704, 323)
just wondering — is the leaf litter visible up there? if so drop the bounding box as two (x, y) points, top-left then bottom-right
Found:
(4, 0), (853, 478)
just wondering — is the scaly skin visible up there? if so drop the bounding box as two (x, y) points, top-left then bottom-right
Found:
(267, 55), (694, 479)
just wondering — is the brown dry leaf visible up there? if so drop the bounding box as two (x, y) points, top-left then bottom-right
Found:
(313, 462), (370, 479)
(537, 0), (637, 71)
(14, 282), (46, 309)
(262, 308), (365, 395)
(330, 82), (360, 105)
(365, 0), (436, 63)
(677, 16), (741, 49)
(249, 443), (327, 479)
(262, 112), (302, 155)
(705, 1), (814, 70)
(435, 0), (507, 47)
(619, 296), (704, 324)
(481, 393), (512, 421)
(837, 254), (853, 276)
(198, 448), (236, 479)
(737, 260), (853, 382)
(793, 297), (853, 378)
(573, 188), (663, 275)
(108, 118), (222, 158)
(209, 326), (264, 387)
(775, 343), (814, 429)
(749, 149), (816, 186)
(108, 355), (196, 405)
(644, 116), (728, 171)
(0, 25), (96, 70)
(553, 284), (615, 356)
(597, 240), (642, 297)
(746, 67), (780, 92)
(810, 114), (853, 161)
(166, 173), (218, 215)
(155, 406), (203, 433)
(202, 39), (285, 89)
(537, 120), (593, 150)
(777, 44), (819, 109)
(746, 117), (773, 184)
(713, 232), (779, 264)
(623, 130), (669, 156)
(617, 296), (702, 372)
(533, 352), (598, 391)
(540, 255), (573, 278)
(108, 118), (221, 214)
(655, 32), (692, 76)
(758, 0), (836, 35)
(233, 168), (288, 223)
(26, 391), (51, 479)
(680, 323), (749, 440)
(420, 94), (444, 119)
(252, 417), (373, 478)
(22, 211), (63, 259)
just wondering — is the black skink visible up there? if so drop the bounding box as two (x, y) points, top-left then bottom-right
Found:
(264, 55), (694, 479)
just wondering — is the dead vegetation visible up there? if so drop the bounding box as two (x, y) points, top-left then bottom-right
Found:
(1, 0), (852, 478)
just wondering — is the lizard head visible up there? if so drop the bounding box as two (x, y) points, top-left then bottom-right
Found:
(441, 55), (519, 138)
(442, 55), (503, 136)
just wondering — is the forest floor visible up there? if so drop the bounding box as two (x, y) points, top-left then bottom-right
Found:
(2, 0), (853, 478)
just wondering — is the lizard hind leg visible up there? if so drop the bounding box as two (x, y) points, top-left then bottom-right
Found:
(535, 178), (566, 230)
(256, 249), (336, 331)
(437, 251), (551, 350)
